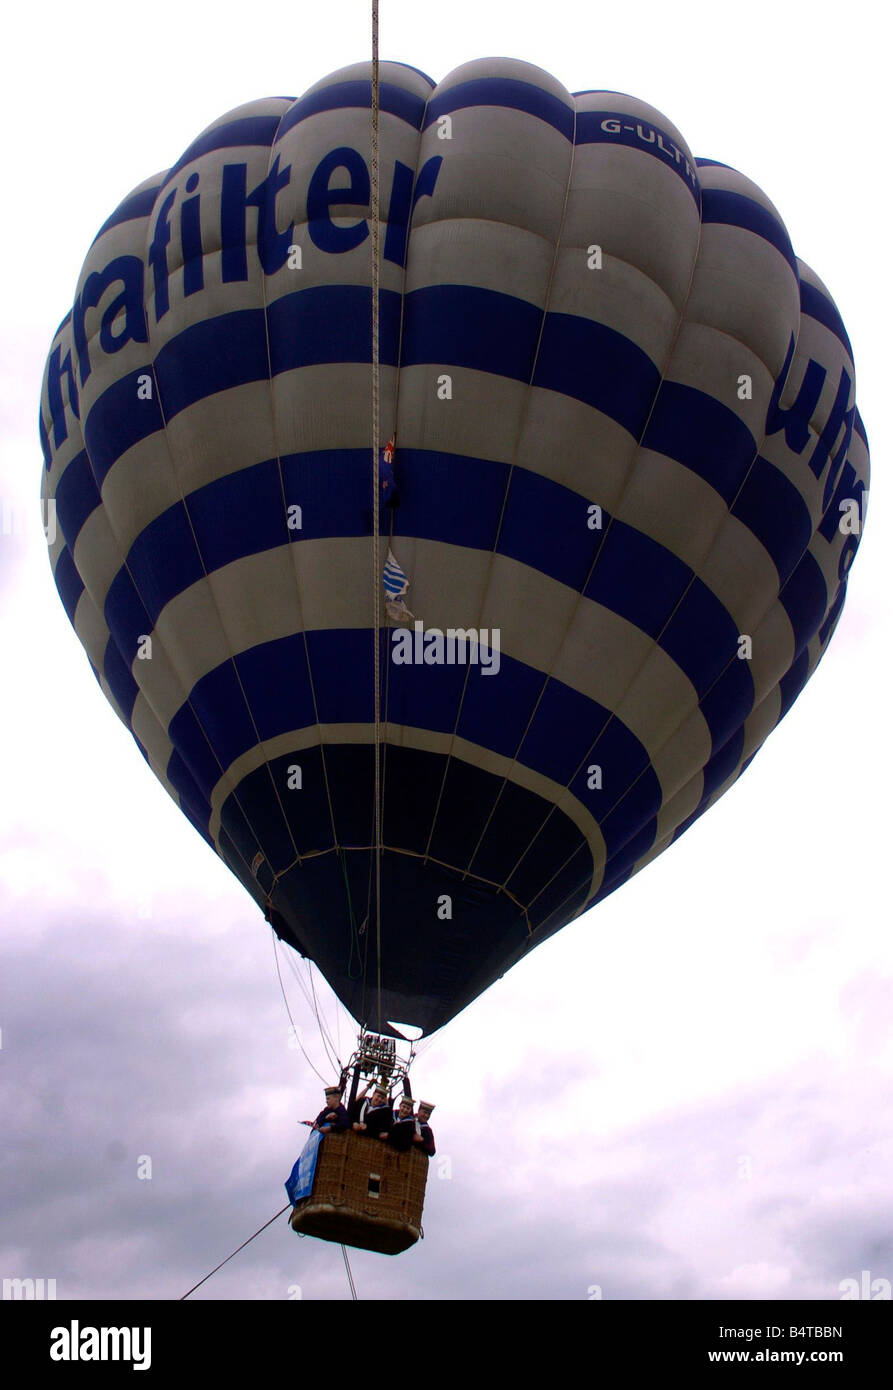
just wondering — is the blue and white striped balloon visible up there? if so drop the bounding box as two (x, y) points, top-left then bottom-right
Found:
(40, 58), (869, 1036)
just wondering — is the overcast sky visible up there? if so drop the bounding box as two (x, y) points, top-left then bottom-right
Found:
(1, 0), (890, 1302)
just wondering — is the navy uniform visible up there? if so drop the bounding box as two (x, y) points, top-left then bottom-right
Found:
(414, 1102), (436, 1157)
(365, 1093), (394, 1140)
(388, 1099), (417, 1152)
(314, 1088), (350, 1133)
(350, 1086), (387, 1131)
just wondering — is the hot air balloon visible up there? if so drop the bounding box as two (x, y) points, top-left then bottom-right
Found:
(40, 56), (869, 1062)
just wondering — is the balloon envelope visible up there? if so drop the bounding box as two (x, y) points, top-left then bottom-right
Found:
(40, 58), (869, 1036)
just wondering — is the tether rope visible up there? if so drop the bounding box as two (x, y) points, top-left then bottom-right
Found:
(180, 1205), (290, 1299)
(179, 1201), (359, 1301)
(342, 1244), (359, 1300)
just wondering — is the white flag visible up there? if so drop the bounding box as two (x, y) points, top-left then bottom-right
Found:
(383, 549), (414, 623)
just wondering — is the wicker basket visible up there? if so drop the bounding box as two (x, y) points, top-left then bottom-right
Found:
(289, 1130), (429, 1255)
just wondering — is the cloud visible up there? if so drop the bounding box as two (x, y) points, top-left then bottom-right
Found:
(3, 886), (891, 1301)
(717, 1263), (793, 1297)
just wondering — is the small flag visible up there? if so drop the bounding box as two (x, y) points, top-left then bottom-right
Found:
(383, 548), (414, 623)
(380, 436), (399, 507)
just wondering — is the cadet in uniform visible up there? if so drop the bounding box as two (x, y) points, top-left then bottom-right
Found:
(365, 1086), (394, 1140)
(313, 1085), (350, 1133)
(413, 1101), (436, 1157)
(351, 1083), (387, 1133)
(387, 1095), (418, 1152)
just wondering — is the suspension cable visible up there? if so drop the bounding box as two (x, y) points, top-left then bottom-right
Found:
(306, 959), (342, 1073)
(272, 932), (327, 1083)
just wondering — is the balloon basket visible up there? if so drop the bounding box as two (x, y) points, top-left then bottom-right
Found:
(289, 1131), (428, 1255)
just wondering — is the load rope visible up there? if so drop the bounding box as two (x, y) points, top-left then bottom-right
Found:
(370, 0), (383, 1034)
